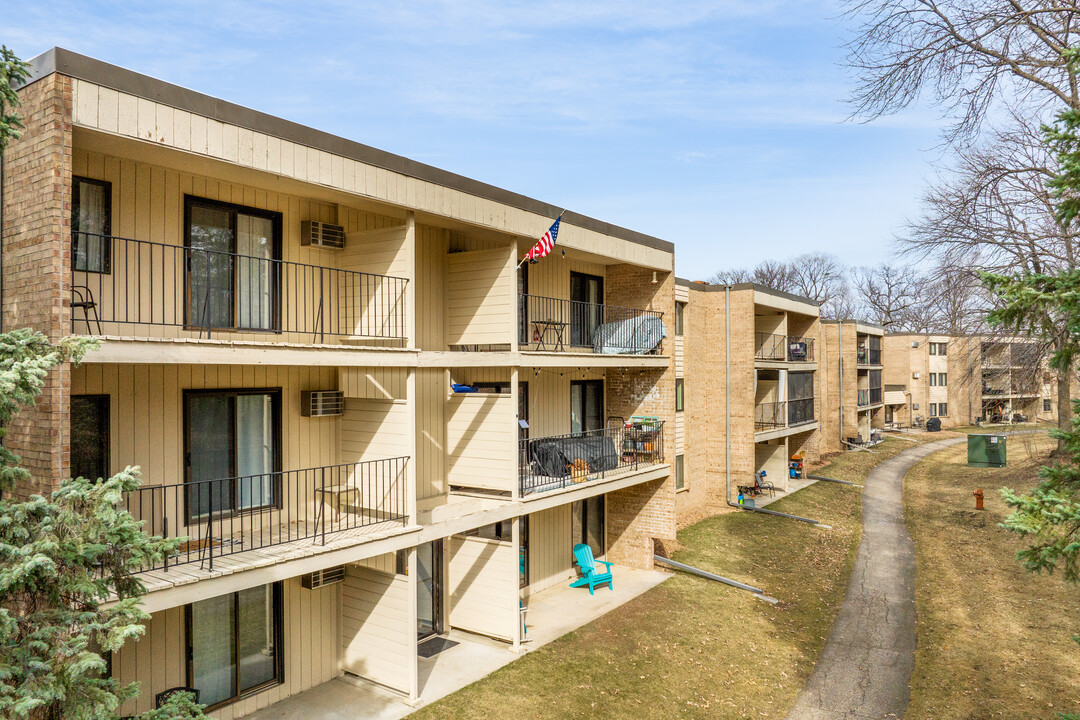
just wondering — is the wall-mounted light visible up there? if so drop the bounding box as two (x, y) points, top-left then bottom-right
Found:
(652, 271), (658, 284)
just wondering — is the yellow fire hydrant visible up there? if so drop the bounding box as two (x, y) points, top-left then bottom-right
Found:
(973, 488), (984, 511)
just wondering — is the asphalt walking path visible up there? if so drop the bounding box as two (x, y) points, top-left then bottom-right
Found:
(784, 437), (965, 720)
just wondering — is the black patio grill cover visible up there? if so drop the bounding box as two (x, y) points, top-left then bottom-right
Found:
(527, 435), (619, 478)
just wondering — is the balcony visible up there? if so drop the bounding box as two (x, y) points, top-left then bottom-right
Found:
(122, 456), (409, 573)
(755, 399), (816, 432)
(857, 347), (881, 366)
(755, 333), (815, 362)
(857, 388), (883, 407)
(70, 234), (409, 345)
(518, 423), (665, 496)
(519, 294), (664, 355)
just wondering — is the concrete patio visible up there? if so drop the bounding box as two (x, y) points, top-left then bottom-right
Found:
(245, 564), (669, 720)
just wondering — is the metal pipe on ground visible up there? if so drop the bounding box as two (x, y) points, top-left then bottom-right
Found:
(654, 555), (778, 604)
(806, 474), (854, 486)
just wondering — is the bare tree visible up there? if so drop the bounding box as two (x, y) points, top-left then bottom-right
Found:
(789, 252), (847, 309)
(709, 260), (796, 290)
(851, 263), (922, 329)
(901, 121), (1076, 435)
(707, 267), (753, 285)
(845, 0), (1080, 143)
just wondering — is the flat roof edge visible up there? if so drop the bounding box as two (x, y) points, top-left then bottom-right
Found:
(25, 48), (674, 255)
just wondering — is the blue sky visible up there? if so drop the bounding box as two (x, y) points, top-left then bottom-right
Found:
(7, 0), (944, 278)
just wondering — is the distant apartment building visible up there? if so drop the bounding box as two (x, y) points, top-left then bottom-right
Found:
(882, 334), (1057, 427)
(818, 320), (885, 450)
(676, 280), (822, 519)
(3, 49), (679, 717)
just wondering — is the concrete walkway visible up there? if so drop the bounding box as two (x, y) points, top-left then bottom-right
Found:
(785, 438), (964, 720)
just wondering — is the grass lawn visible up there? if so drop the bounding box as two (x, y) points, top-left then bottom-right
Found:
(412, 437), (933, 720)
(905, 433), (1080, 720)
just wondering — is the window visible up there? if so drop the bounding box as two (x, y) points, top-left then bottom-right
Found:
(395, 549), (408, 575)
(788, 372), (814, 400)
(570, 380), (604, 434)
(1044, 399), (1052, 412)
(939, 373), (948, 386)
(675, 454), (685, 491)
(72, 177), (112, 273)
(185, 196), (282, 332)
(929, 403), (938, 417)
(464, 521), (512, 542)
(929, 374), (937, 387)
(675, 379), (684, 411)
(938, 342), (948, 355)
(188, 583), (283, 709)
(929, 343), (936, 356)
(675, 302), (686, 336)
(572, 496), (604, 559)
(939, 402), (948, 415)
(184, 389), (281, 522)
(70, 395), (109, 481)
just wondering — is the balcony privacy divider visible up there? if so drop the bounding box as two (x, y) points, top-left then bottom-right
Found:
(518, 423), (665, 496)
(123, 456), (410, 573)
(519, 294), (664, 354)
(71, 233), (408, 343)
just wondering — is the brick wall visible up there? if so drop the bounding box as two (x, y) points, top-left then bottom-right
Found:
(603, 265), (676, 568)
(1, 73), (73, 497)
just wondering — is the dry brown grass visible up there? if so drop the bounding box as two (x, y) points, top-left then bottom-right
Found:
(412, 438), (922, 720)
(905, 433), (1080, 719)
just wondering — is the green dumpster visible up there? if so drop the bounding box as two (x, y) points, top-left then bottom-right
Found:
(968, 434), (1007, 468)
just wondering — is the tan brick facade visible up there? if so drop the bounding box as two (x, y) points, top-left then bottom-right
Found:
(603, 265), (676, 568)
(2, 74), (74, 498)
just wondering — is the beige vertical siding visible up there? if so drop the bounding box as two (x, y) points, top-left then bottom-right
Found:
(754, 441), (788, 489)
(338, 367), (407, 400)
(113, 577), (340, 719)
(415, 225), (448, 350)
(525, 505), (574, 594)
(415, 368), (447, 500)
(71, 363), (339, 538)
(447, 535), (517, 641)
(339, 227), (411, 340)
(445, 248), (515, 346)
(340, 563), (413, 693)
(69, 147), (401, 343)
(445, 393), (515, 492)
(340, 399), (410, 461)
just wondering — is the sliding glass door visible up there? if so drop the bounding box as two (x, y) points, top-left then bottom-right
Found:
(570, 380), (604, 435)
(185, 389), (280, 522)
(570, 272), (603, 347)
(186, 196), (281, 332)
(189, 583), (282, 709)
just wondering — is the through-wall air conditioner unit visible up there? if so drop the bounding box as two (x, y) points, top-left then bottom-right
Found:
(912, 403), (920, 410)
(912, 372), (920, 379)
(302, 390), (344, 417)
(301, 565), (345, 589)
(911, 341), (920, 348)
(301, 220), (346, 249)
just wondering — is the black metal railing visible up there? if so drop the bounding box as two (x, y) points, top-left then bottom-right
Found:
(519, 294), (664, 354)
(857, 388), (870, 406)
(755, 332), (787, 360)
(755, 332), (815, 362)
(518, 423), (665, 496)
(869, 387), (882, 405)
(788, 397), (815, 425)
(70, 233), (408, 343)
(122, 457), (409, 573)
(857, 347), (881, 365)
(755, 401), (786, 430)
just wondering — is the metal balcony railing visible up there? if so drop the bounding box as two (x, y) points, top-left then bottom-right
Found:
(122, 457), (409, 573)
(755, 332), (815, 362)
(857, 388), (870, 406)
(869, 387), (882, 405)
(755, 401), (786, 430)
(518, 423), (665, 496)
(70, 233), (408, 343)
(857, 347), (881, 365)
(788, 397), (815, 425)
(519, 294), (664, 354)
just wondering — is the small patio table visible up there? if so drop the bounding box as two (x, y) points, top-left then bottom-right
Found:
(531, 319), (568, 351)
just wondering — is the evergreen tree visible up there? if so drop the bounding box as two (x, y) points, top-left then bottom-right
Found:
(0, 330), (207, 719)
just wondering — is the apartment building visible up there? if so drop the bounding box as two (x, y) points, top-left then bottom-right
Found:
(3, 49), (678, 717)
(819, 320), (884, 450)
(882, 333), (1056, 428)
(676, 280), (822, 518)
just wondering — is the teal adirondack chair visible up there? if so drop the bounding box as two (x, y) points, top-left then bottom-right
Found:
(570, 543), (614, 594)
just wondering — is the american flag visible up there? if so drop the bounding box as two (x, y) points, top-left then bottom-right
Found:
(523, 215), (562, 263)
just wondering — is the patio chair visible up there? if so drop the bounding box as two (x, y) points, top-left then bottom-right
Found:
(570, 543), (613, 595)
(755, 470), (775, 497)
